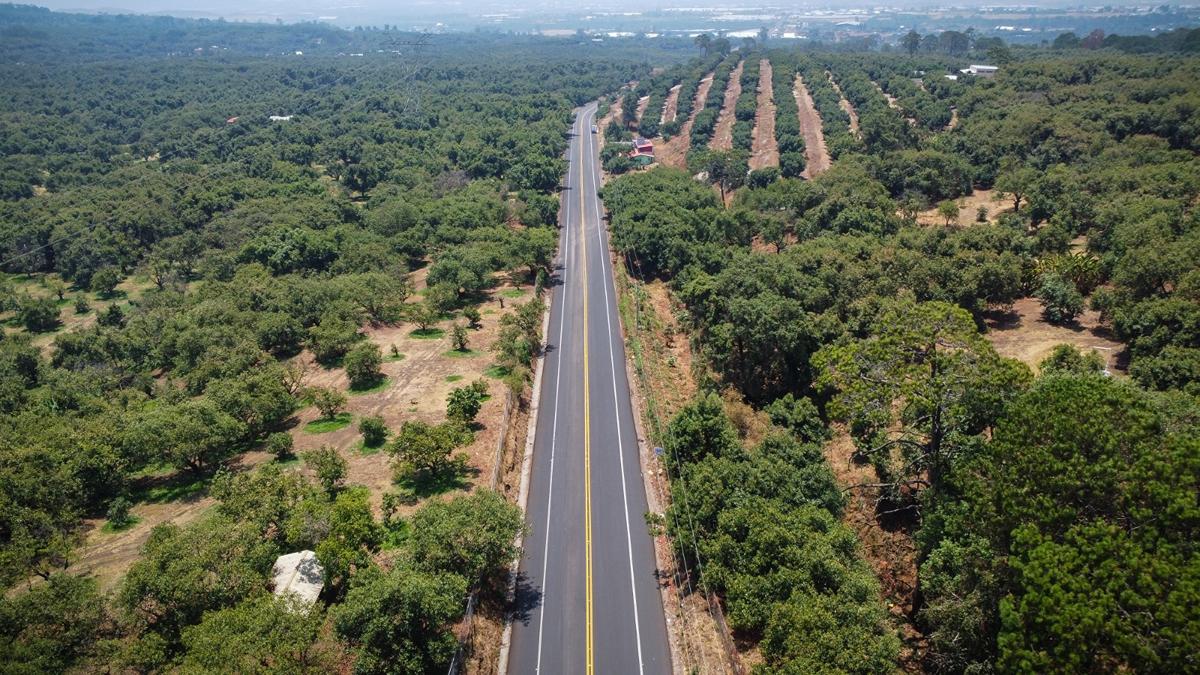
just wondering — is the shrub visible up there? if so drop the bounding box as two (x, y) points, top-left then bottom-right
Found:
(265, 432), (295, 459)
(106, 496), (133, 529)
(462, 307), (482, 329)
(311, 387), (348, 420)
(73, 295), (90, 314)
(303, 446), (347, 495)
(360, 415), (388, 448)
(446, 383), (485, 424)
(90, 267), (121, 297)
(17, 296), (59, 332)
(1036, 274), (1084, 325)
(451, 324), (469, 352)
(344, 342), (383, 389)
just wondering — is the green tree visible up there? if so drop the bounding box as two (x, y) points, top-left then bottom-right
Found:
(265, 432), (295, 459)
(1035, 274), (1084, 325)
(1038, 344), (1105, 375)
(390, 420), (471, 479)
(315, 487), (381, 589)
(0, 574), (106, 673)
(407, 300), (441, 332)
(359, 416), (388, 449)
(89, 267), (121, 297)
(180, 595), (333, 673)
(815, 300), (1031, 491)
(409, 490), (524, 579)
(902, 30), (922, 55)
(310, 387), (347, 421)
(16, 296), (59, 333)
(343, 342), (383, 390)
(333, 565), (466, 675)
(302, 446), (347, 496)
(451, 323), (469, 352)
(446, 383), (484, 424)
(937, 199), (960, 226)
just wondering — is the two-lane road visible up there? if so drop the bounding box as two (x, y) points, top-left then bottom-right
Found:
(508, 104), (672, 674)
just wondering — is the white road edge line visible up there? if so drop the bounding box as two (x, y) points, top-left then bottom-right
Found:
(586, 104), (646, 674)
(534, 110), (579, 674)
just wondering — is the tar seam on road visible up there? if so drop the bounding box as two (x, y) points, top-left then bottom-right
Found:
(587, 113), (647, 675)
(579, 108), (596, 675)
(533, 117), (573, 674)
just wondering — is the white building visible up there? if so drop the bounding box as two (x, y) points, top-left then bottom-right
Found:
(272, 550), (324, 606)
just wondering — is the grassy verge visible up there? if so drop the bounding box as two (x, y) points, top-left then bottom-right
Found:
(305, 413), (353, 433)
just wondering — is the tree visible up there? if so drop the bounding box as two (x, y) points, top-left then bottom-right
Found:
(89, 267), (121, 297)
(359, 416), (388, 449)
(1035, 274), (1084, 325)
(303, 446), (347, 496)
(462, 306), (482, 329)
(409, 490), (524, 579)
(307, 318), (360, 366)
(180, 595), (334, 673)
(343, 342), (383, 390)
(0, 574), (106, 673)
(333, 565), (466, 674)
(937, 199), (960, 227)
(310, 387), (347, 421)
(407, 300), (441, 332)
(694, 32), (713, 56)
(390, 420), (471, 479)
(16, 296), (59, 333)
(119, 516), (276, 643)
(451, 323), (469, 352)
(995, 162), (1037, 215)
(126, 398), (247, 472)
(106, 496), (133, 529)
(815, 300), (1031, 492)
(316, 487), (381, 589)
(446, 382), (484, 424)
(1039, 344), (1105, 375)
(265, 432), (295, 459)
(902, 30), (922, 55)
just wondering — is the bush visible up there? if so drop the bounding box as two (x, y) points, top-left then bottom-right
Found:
(446, 382), (485, 423)
(265, 432), (294, 459)
(73, 295), (90, 314)
(97, 303), (124, 327)
(303, 446), (347, 495)
(106, 496), (133, 529)
(360, 415), (388, 448)
(17, 296), (59, 332)
(451, 324), (469, 352)
(311, 387), (348, 420)
(344, 342), (383, 389)
(462, 306), (482, 329)
(1036, 274), (1084, 325)
(90, 267), (121, 297)
(748, 167), (780, 189)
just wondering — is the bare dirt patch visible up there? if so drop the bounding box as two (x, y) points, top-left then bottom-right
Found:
(749, 59), (779, 171)
(710, 61), (744, 151)
(824, 428), (925, 671)
(661, 83), (682, 125)
(828, 71), (860, 136)
(984, 296), (1126, 375)
(657, 73), (713, 170)
(916, 188), (1005, 227)
(794, 74), (831, 178)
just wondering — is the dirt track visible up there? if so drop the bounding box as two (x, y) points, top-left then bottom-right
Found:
(749, 59), (779, 170)
(794, 74), (831, 177)
(710, 60), (744, 151)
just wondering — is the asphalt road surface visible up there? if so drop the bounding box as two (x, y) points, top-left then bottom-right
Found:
(507, 104), (672, 675)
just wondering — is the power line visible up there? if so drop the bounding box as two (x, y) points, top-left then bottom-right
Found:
(0, 222), (96, 270)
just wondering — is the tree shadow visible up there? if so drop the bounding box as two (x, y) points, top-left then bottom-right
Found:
(509, 571), (543, 625)
(395, 462), (480, 499)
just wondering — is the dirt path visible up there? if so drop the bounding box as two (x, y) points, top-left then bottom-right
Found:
(661, 83), (682, 125)
(710, 60), (744, 151)
(749, 59), (779, 171)
(657, 72), (713, 170)
(794, 74), (831, 178)
(948, 107), (959, 130)
(873, 80), (916, 126)
(827, 71), (860, 136)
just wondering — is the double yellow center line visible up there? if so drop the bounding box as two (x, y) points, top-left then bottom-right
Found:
(578, 111), (595, 675)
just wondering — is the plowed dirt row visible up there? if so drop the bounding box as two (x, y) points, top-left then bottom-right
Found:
(794, 74), (831, 177)
(828, 71), (860, 135)
(661, 83), (682, 124)
(710, 60), (744, 151)
(749, 59), (778, 170)
(657, 73), (714, 170)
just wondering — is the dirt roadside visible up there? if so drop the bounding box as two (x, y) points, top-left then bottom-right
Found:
(657, 73), (714, 170)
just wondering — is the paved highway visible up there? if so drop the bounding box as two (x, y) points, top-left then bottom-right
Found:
(507, 104), (672, 674)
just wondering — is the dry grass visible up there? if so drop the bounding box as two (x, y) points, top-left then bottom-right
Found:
(983, 296), (1126, 375)
(748, 59), (779, 171)
(916, 188), (1006, 228)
